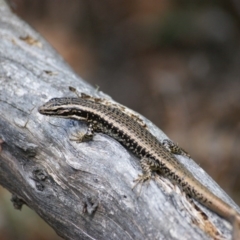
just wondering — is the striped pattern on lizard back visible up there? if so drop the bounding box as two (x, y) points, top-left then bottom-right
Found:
(40, 97), (210, 205)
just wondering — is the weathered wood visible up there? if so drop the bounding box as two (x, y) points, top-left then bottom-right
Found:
(0, 1), (239, 239)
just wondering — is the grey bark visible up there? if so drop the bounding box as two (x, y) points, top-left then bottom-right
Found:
(0, 1), (239, 239)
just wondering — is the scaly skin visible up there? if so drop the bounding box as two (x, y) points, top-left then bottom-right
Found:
(38, 96), (240, 233)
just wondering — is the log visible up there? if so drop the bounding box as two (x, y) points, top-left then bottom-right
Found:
(0, 1), (239, 239)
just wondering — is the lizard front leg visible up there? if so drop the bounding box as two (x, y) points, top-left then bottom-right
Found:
(70, 123), (95, 143)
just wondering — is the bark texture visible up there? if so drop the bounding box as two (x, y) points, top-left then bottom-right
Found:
(0, 1), (239, 239)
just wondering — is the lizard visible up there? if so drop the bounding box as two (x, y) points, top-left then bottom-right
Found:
(38, 93), (240, 238)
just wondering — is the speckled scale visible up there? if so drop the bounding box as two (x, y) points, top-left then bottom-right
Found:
(39, 97), (240, 224)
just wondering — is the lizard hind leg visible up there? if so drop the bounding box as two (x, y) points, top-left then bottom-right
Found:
(132, 157), (155, 195)
(162, 139), (190, 158)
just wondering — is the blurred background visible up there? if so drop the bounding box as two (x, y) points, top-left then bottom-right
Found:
(1, 0), (240, 239)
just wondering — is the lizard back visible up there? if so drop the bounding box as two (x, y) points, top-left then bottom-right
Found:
(39, 97), (238, 222)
